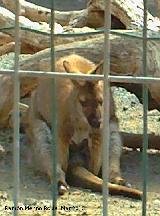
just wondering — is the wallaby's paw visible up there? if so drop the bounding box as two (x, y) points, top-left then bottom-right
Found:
(49, 177), (69, 195)
(110, 176), (132, 189)
(109, 171), (132, 187)
(111, 176), (125, 185)
(58, 181), (70, 195)
(125, 182), (132, 188)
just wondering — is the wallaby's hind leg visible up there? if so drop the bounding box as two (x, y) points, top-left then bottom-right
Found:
(109, 121), (127, 186)
(89, 129), (102, 175)
(67, 139), (142, 199)
(25, 119), (69, 195)
(68, 166), (142, 200)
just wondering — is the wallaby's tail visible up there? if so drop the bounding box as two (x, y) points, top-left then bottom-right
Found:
(121, 132), (160, 150)
(68, 166), (142, 200)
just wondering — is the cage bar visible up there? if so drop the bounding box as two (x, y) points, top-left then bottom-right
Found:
(2, 25), (160, 41)
(102, 0), (111, 215)
(50, 1), (58, 216)
(1, 69), (160, 84)
(13, 1), (21, 216)
(142, 0), (149, 215)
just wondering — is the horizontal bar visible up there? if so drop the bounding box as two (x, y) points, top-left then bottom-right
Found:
(109, 75), (160, 84)
(1, 69), (160, 83)
(1, 26), (104, 37)
(0, 69), (104, 80)
(1, 26), (160, 40)
(111, 30), (160, 40)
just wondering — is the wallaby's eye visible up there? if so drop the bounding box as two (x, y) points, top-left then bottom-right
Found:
(79, 99), (87, 106)
(98, 99), (103, 105)
(79, 96), (87, 106)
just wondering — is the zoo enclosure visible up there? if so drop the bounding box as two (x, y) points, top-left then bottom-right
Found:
(0, 0), (158, 215)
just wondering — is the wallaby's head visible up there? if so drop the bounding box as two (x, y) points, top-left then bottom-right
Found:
(63, 58), (103, 129)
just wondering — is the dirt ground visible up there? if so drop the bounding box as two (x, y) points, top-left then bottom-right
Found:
(0, 87), (160, 216)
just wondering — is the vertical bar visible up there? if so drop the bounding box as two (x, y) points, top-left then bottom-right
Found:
(142, 0), (149, 216)
(102, 0), (111, 216)
(50, 1), (58, 216)
(13, 0), (21, 216)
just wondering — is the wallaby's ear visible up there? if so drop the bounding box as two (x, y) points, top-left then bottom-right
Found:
(63, 60), (73, 73)
(90, 60), (103, 75)
(71, 79), (86, 87)
(63, 60), (86, 87)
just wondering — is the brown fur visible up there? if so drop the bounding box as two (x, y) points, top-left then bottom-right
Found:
(67, 138), (142, 200)
(24, 54), (142, 199)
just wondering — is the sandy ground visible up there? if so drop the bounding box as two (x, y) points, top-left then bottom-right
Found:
(0, 87), (160, 216)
